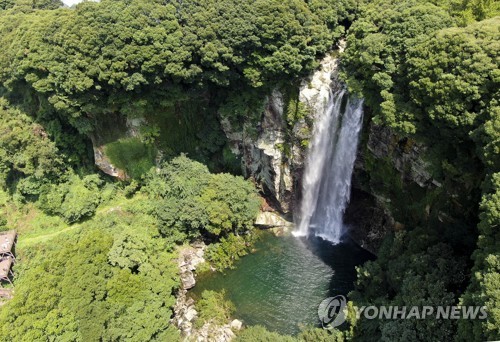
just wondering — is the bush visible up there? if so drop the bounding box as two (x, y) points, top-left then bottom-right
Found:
(38, 174), (103, 223)
(235, 325), (296, 342)
(144, 155), (260, 242)
(205, 233), (258, 271)
(0, 226), (179, 341)
(0, 216), (8, 232)
(0, 98), (63, 190)
(298, 327), (345, 342)
(196, 290), (235, 327)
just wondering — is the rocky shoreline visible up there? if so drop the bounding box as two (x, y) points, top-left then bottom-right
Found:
(172, 242), (243, 342)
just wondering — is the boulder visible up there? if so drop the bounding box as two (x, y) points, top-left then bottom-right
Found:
(230, 319), (243, 331)
(185, 307), (198, 322)
(181, 272), (196, 290)
(255, 211), (293, 229)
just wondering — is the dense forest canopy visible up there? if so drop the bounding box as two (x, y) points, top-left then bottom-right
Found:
(0, 0), (359, 176)
(0, 0), (498, 340)
(0, 0), (352, 339)
(0, 0), (350, 133)
(341, 0), (499, 340)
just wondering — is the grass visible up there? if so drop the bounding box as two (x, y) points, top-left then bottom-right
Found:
(104, 137), (156, 179)
(0, 189), (146, 253)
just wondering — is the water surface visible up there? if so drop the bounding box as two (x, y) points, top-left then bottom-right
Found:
(192, 232), (374, 335)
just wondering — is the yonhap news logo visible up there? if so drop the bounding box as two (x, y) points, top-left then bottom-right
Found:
(318, 295), (347, 328)
(318, 295), (488, 329)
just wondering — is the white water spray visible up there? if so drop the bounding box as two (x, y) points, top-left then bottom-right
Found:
(294, 89), (364, 243)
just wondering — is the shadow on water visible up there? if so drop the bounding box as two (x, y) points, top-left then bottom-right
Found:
(299, 234), (376, 299)
(191, 231), (375, 336)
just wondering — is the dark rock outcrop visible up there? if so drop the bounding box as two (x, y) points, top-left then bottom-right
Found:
(347, 121), (441, 253)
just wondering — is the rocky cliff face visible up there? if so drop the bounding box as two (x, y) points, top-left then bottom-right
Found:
(220, 90), (295, 213)
(88, 51), (437, 255)
(219, 49), (440, 253)
(90, 115), (147, 180)
(347, 120), (441, 253)
(363, 123), (440, 188)
(220, 54), (341, 215)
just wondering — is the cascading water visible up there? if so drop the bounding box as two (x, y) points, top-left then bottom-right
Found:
(294, 89), (364, 243)
(193, 58), (374, 337)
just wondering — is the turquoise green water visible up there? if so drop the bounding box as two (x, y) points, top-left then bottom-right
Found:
(192, 232), (374, 335)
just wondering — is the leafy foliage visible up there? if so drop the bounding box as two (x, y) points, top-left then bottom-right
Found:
(298, 326), (345, 342)
(235, 325), (344, 342)
(0, 98), (63, 191)
(144, 155), (260, 242)
(0, 0), (497, 341)
(341, 0), (455, 133)
(343, 5), (499, 171)
(459, 173), (500, 340)
(407, 18), (500, 169)
(429, 0), (500, 24)
(235, 325), (297, 342)
(205, 233), (258, 271)
(0, 0), (62, 11)
(0, 0), (348, 133)
(349, 229), (466, 341)
(0, 222), (180, 341)
(343, 6), (499, 340)
(196, 290), (235, 327)
(37, 173), (104, 223)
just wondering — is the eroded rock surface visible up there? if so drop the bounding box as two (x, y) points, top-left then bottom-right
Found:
(172, 243), (206, 337)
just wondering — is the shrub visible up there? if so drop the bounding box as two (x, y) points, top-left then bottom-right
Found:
(205, 233), (258, 271)
(196, 290), (235, 327)
(38, 174), (103, 223)
(144, 156), (260, 242)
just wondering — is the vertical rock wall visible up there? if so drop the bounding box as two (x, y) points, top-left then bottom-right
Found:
(220, 54), (342, 215)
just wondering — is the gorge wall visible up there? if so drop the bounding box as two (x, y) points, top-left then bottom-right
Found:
(88, 52), (440, 255)
(221, 53), (441, 254)
(219, 54), (341, 216)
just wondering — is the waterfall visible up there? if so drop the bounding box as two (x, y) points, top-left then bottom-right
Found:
(294, 89), (364, 244)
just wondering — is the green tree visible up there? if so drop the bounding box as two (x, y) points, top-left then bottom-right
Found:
(205, 233), (258, 271)
(0, 98), (63, 191)
(429, 0), (500, 24)
(341, 0), (454, 133)
(235, 325), (297, 342)
(0, 0), (14, 10)
(298, 326), (345, 341)
(144, 155), (259, 242)
(349, 229), (466, 341)
(407, 17), (500, 168)
(458, 173), (500, 341)
(0, 218), (179, 341)
(37, 173), (103, 223)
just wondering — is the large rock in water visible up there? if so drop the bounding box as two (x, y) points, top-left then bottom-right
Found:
(230, 319), (243, 331)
